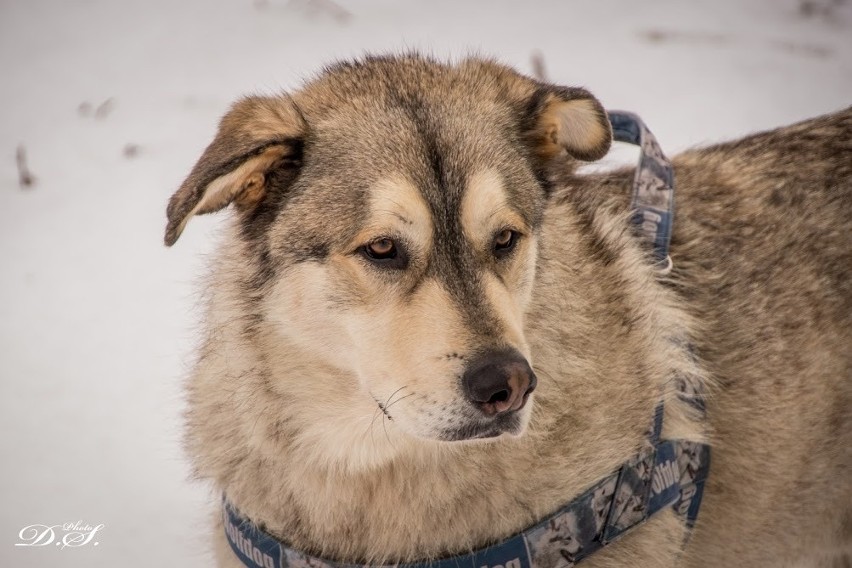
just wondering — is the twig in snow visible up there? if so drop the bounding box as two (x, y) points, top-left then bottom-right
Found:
(288, 0), (352, 24)
(799, 0), (847, 18)
(123, 143), (140, 159)
(16, 145), (36, 189)
(639, 29), (728, 45)
(531, 51), (548, 82)
(94, 98), (115, 119)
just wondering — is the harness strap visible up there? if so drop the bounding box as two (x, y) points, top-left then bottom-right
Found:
(223, 439), (710, 568)
(609, 110), (676, 266)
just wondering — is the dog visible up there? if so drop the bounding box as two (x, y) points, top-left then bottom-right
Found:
(165, 54), (851, 567)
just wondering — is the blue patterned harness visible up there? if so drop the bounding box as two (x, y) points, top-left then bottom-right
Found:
(222, 111), (710, 568)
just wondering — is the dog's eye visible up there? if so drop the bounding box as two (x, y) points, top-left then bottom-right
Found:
(367, 238), (396, 259)
(360, 238), (408, 269)
(493, 229), (519, 258)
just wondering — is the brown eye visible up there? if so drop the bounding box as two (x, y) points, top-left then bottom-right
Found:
(366, 238), (396, 259)
(493, 229), (518, 257)
(361, 238), (408, 269)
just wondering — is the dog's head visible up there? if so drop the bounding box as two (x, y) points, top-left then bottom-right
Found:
(166, 55), (611, 444)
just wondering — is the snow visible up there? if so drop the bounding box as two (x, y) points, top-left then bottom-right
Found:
(0, 0), (849, 566)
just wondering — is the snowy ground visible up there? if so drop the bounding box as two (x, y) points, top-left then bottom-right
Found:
(0, 0), (849, 566)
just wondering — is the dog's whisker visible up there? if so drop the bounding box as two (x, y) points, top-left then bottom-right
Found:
(381, 412), (392, 445)
(380, 386), (408, 417)
(363, 386), (409, 450)
(384, 392), (416, 412)
(365, 401), (384, 447)
(384, 385), (407, 404)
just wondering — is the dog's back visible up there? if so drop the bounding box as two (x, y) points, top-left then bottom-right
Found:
(670, 109), (852, 565)
(542, 108), (852, 565)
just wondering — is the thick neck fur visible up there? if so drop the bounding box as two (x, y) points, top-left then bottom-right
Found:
(185, 174), (707, 564)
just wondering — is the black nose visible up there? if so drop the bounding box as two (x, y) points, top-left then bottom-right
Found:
(462, 349), (537, 416)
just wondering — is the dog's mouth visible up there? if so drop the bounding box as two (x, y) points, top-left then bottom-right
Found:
(370, 387), (530, 443)
(438, 411), (524, 442)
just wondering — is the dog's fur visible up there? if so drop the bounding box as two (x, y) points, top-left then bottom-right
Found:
(165, 54), (852, 567)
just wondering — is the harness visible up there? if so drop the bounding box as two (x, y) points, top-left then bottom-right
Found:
(222, 112), (710, 568)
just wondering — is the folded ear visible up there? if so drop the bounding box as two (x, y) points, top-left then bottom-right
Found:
(164, 95), (306, 246)
(524, 86), (612, 163)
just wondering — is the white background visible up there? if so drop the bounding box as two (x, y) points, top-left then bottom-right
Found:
(1, 0), (850, 566)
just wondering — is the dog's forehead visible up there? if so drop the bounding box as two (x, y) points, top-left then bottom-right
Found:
(301, 93), (542, 230)
(308, 93), (512, 163)
(295, 58), (528, 176)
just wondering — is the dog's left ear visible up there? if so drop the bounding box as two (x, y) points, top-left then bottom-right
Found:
(523, 86), (612, 163)
(164, 95), (306, 246)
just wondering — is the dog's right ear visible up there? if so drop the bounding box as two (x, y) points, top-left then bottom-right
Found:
(164, 95), (306, 246)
